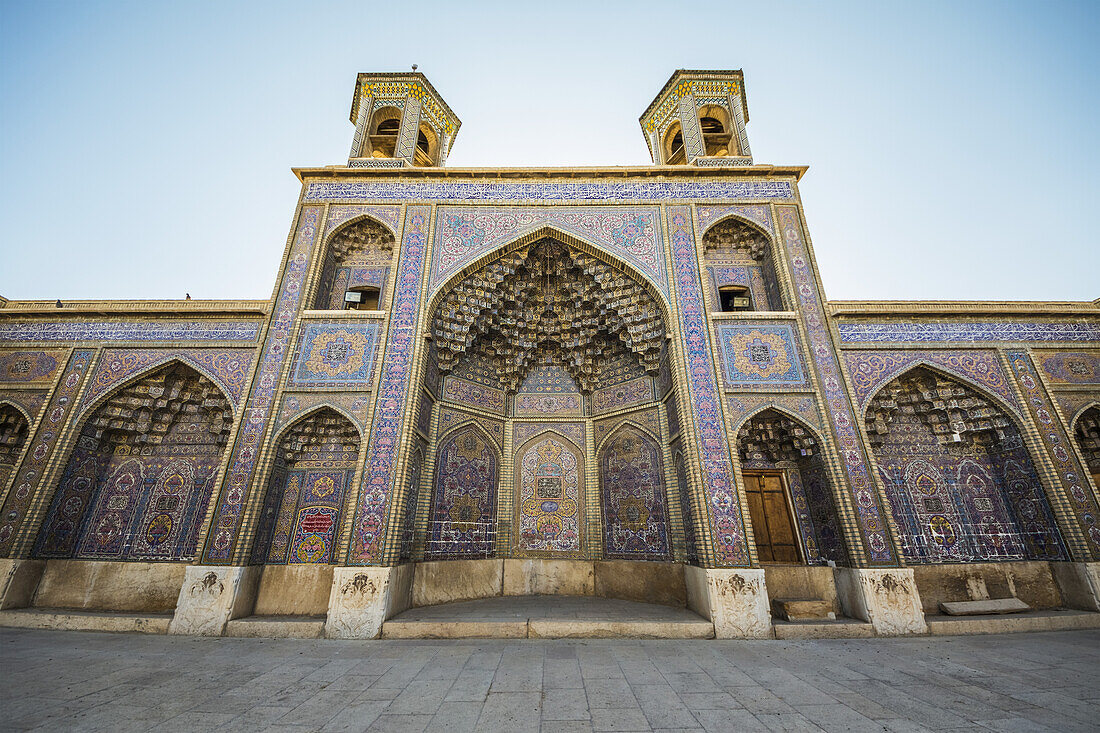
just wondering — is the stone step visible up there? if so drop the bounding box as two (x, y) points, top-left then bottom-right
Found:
(939, 598), (1029, 616)
(224, 615), (326, 639)
(0, 608), (171, 634)
(772, 598), (835, 621)
(772, 618), (875, 639)
(926, 609), (1100, 636)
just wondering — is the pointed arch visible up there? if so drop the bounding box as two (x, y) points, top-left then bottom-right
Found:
(514, 430), (585, 557)
(594, 417), (661, 456)
(313, 214), (397, 311)
(732, 402), (829, 448)
(322, 211), (399, 246)
(273, 402), (365, 445)
(426, 421), (499, 560)
(426, 224), (672, 318)
(865, 365), (1067, 563)
(1069, 400), (1100, 433)
(252, 407), (361, 565)
(699, 211), (775, 248)
(598, 422), (672, 560)
(76, 354), (241, 423)
(35, 361), (233, 561)
(0, 399), (33, 426)
(858, 359), (1024, 422)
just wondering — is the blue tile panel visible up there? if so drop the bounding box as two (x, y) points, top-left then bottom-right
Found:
(0, 321), (262, 342)
(304, 180), (795, 203)
(837, 322), (1100, 344)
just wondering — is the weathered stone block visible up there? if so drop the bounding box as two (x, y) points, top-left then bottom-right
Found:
(684, 566), (771, 638)
(503, 559), (593, 596)
(253, 564), (333, 616)
(593, 560), (686, 607)
(412, 559), (503, 606)
(1051, 561), (1100, 612)
(834, 567), (927, 636)
(168, 565), (261, 636)
(0, 559), (44, 610)
(772, 598), (835, 621)
(36, 560), (185, 613)
(939, 598), (1029, 615)
(325, 564), (412, 639)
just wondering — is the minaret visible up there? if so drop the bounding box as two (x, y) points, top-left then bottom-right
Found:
(639, 70), (752, 166)
(346, 71), (461, 168)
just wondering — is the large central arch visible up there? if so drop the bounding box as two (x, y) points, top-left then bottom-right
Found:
(407, 229), (693, 565)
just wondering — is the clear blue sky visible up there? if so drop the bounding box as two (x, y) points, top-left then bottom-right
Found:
(1, 1), (1097, 302)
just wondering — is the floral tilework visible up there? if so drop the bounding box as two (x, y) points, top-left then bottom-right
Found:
(591, 378), (654, 414)
(429, 207), (669, 296)
(438, 408), (505, 449)
(288, 323), (381, 388)
(667, 207), (749, 566)
(513, 394), (583, 416)
(1036, 351), (1100, 386)
(696, 204), (774, 237)
(349, 207), (432, 564)
(715, 324), (808, 389)
(0, 351), (65, 385)
(323, 205), (402, 237)
(442, 376), (506, 414)
(0, 321), (262, 343)
(778, 206), (894, 564)
(80, 348), (255, 415)
(202, 206), (321, 563)
(513, 422), (584, 448)
(0, 389), (48, 424)
(726, 395), (823, 436)
(843, 350), (1022, 417)
(1006, 350), (1100, 555)
(304, 179), (796, 204)
(276, 393), (372, 434)
(0, 349), (96, 554)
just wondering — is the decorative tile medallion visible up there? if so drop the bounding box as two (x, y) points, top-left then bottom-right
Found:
(0, 350), (65, 385)
(716, 324), (808, 389)
(1037, 351), (1100, 386)
(288, 322), (381, 388)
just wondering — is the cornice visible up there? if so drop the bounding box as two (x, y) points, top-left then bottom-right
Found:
(0, 300), (270, 318)
(293, 164), (807, 182)
(828, 300), (1100, 318)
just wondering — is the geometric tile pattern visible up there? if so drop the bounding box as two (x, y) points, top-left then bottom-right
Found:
(715, 323), (808, 389)
(843, 349), (1022, 416)
(778, 206), (895, 564)
(288, 322), (381, 388)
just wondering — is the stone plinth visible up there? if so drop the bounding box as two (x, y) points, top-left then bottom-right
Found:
(325, 565), (413, 639)
(0, 559), (45, 610)
(834, 567), (927, 636)
(168, 565), (261, 637)
(1051, 561), (1100, 612)
(684, 566), (772, 639)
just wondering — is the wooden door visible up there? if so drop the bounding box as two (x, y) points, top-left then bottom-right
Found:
(743, 470), (802, 563)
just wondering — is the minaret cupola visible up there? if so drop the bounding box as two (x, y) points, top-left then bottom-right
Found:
(640, 70), (752, 166)
(347, 71), (461, 168)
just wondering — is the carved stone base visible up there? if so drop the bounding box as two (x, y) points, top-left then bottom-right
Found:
(1051, 561), (1100, 612)
(168, 565), (261, 637)
(325, 565), (413, 639)
(684, 566), (772, 639)
(834, 567), (927, 636)
(0, 559), (45, 610)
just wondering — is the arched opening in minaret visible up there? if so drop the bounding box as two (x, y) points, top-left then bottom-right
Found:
(409, 234), (691, 564)
(701, 216), (784, 312)
(0, 403), (30, 489)
(663, 122), (686, 165)
(735, 409), (848, 565)
(414, 123), (439, 167)
(865, 366), (1066, 563)
(312, 216), (396, 311)
(698, 104), (733, 157)
(1073, 405), (1100, 492)
(35, 362), (232, 561)
(366, 107), (402, 158)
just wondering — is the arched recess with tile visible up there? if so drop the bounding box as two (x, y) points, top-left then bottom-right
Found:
(0, 402), (31, 489)
(424, 423), (499, 561)
(597, 423), (672, 561)
(734, 408), (848, 565)
(311, 215), (397, 311)
(1071, 405), (1100, 491)
(864, 366), (1066, 564)
(34, 361), (233, 563)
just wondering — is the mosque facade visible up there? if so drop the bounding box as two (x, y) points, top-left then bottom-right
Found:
(0, 70), (1098, 638)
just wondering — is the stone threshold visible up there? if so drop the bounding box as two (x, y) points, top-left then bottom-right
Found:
(925, 609), (1100, 636)
(0, 607), (172, 634)
(772, 618), (875, 639)
(224, 615), (326, 639)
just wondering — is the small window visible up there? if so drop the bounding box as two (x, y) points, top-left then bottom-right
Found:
(344, 286), (381, 310)
(719, 286), (752, 312)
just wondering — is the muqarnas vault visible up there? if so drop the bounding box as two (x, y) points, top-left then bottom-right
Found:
(1, 70), (1099, 639)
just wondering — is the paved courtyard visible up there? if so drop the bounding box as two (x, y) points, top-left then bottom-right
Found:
(1, 628), (1098, 732)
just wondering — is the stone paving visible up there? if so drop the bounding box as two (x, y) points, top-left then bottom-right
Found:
(1, 627), (1098, 732)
